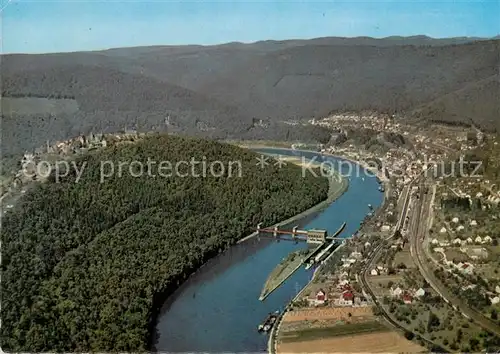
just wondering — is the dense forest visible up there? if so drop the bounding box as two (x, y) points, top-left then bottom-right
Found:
(1, 38), (499, 156)
(0, 135), (329, 351)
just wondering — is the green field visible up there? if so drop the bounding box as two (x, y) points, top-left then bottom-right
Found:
(280, 321), (389, 343)
(2, 97), (79, 115)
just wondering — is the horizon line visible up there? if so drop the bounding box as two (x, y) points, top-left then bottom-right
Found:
(3, 34), (499, 56)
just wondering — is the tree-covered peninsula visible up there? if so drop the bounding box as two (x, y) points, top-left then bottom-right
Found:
(1, 135), (328, 352)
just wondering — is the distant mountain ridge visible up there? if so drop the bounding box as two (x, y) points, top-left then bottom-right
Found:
(1, 36), (499, 156)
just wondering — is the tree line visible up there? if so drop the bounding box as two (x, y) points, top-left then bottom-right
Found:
(0, 135), (329, 351)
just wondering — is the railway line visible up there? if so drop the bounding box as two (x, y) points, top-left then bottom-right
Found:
(410, 178), (500, 336)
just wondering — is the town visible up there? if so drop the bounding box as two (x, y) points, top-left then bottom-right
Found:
(271, 113), (500, 353)
(1, 114), (499, 353)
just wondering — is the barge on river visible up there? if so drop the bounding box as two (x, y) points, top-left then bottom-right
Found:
(258, 311), (280, 333)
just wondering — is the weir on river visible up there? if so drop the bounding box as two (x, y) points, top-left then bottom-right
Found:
(153, 148), (383, 353)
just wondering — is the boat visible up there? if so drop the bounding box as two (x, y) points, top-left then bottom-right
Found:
(378, 185), (385, 192)
(368, 204), (373, 209)
(257, 311), (280, 333)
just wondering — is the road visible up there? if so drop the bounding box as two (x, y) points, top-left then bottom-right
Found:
(358, 176), (441, 350)
(409, 178), (500, 336)
(359, 228), (440, 349)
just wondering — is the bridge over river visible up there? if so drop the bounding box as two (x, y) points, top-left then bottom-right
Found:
(153, 148), (384, 353)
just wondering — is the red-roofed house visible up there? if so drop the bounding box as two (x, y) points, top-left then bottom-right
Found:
(340, 284), (352, 292)
(308, 289), (328, 306)
(339, 290), (354, 306)
(402, 293), (413, 304)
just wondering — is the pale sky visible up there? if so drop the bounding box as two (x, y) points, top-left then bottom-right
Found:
(2, 0), (499, 54)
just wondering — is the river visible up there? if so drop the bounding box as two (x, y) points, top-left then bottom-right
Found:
(153, 148), (384, 352)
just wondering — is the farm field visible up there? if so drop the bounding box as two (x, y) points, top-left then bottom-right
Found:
(277, 328), (425, 353)
(279, 320), (388, 343)
(393, 247), (415, 268)
(283, 306), (373, 323)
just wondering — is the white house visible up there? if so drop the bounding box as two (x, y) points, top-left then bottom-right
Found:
(495, 285), (500, 294)
(431, 239), (439, 245)
(470, 220), (478, 227)
(338, 279), (350, 288)
(456, 225), (465, 232)
(414, 288), (426, 298)
(391, 287), (403, 297)
(475, 236), (483, 244)
(466, 237), (474, 244)
(453, 238), (462, 245)
(452, 217), (459, 224)
(381, 225), (391, 232)
(462, 284), (477, 291)
(350, 251), (363, 259)
(476, 192), (483, 198)
(483, 236), (492, 243)
(490, 296), (500, 305)
(440, 227), (447, 234)
(459, 263), (474, 275)
(371, 269), (379, 276)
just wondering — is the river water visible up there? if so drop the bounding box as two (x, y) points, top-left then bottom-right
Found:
(154, 149), (384, 352)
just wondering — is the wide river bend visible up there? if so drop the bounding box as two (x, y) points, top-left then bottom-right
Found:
(154, 148), (384, 352)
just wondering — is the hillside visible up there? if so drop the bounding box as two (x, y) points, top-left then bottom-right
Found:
(411, 75), (500, 128)
(0, 135), (329, 351)
(1, 36), (499, 156)
(1, 65), (251, 155)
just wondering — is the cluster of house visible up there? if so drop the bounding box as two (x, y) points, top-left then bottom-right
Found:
(461, 285), (500, 305)
(491, 286), (500, 305)
(308, 282), (369, 308)
(21, 133), (108, 164)
(431, 235), (493, 247)
(450, 262), (475, 275)
(370, 265), (390, 276)
(432, 216), (495, 248)
(340, 250), (363, 269)
(446, 182), (500, 208)
(390, 286), (426, 304)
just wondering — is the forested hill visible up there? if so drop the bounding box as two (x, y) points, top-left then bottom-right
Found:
(1, 37), (499, 157)
(0, 135), (329, 352)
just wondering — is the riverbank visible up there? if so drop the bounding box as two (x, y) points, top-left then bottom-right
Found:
(154, 146), (386, 353)
(252, 150), (391, 354)
(259, 249), (311, 301)
(237, 163), (349, 244)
